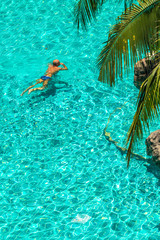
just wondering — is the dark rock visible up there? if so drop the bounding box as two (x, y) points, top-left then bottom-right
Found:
(145, 130), (160, 164)
(134, 58), (153, 88)
(134, 54), (159, 89)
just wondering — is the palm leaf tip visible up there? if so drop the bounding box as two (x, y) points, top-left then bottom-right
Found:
(74, 0), (104, 29)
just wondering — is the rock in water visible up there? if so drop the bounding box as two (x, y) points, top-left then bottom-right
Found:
(145, 130), (160, 164)
(134, 53), (160, 89)
(134, 58), (153, 89)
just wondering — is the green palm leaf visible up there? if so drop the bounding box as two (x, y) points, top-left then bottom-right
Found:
(126, 61), (160, 167)
(98, 0), (160, 86)
(74, 0), (104, 29)
(74, 0), (134, 29)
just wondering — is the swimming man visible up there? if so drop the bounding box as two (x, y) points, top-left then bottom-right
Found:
(21, 59), (68, 96)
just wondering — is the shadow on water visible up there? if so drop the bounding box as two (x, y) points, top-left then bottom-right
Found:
(19, 76), (71, 111)
(28, 80), (70, 105)
(155, 224), (160, 231)
(144, 161), (160, 186)
(104, 131), (160, 186)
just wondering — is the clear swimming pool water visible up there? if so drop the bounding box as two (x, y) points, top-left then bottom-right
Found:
(0, 0), (160, 239)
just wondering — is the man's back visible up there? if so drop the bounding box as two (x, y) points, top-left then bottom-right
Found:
(46, 62), (68, 77)
(46, 64), (59, 76)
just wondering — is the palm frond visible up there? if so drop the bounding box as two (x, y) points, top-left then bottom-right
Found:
(126, 61), (160, 167)
(98, 0), (160, 86)
(74, 0), (134, 29)
(74, 0), (105, 29)
(124, 0), (134, 10)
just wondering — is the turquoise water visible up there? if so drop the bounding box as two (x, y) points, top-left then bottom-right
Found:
(0, 0), (160, 239)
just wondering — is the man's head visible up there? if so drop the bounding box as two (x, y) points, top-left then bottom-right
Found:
(53, 59), (60, 66)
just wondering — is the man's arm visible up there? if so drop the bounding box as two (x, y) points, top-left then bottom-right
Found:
(59, 63), (68, 70)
